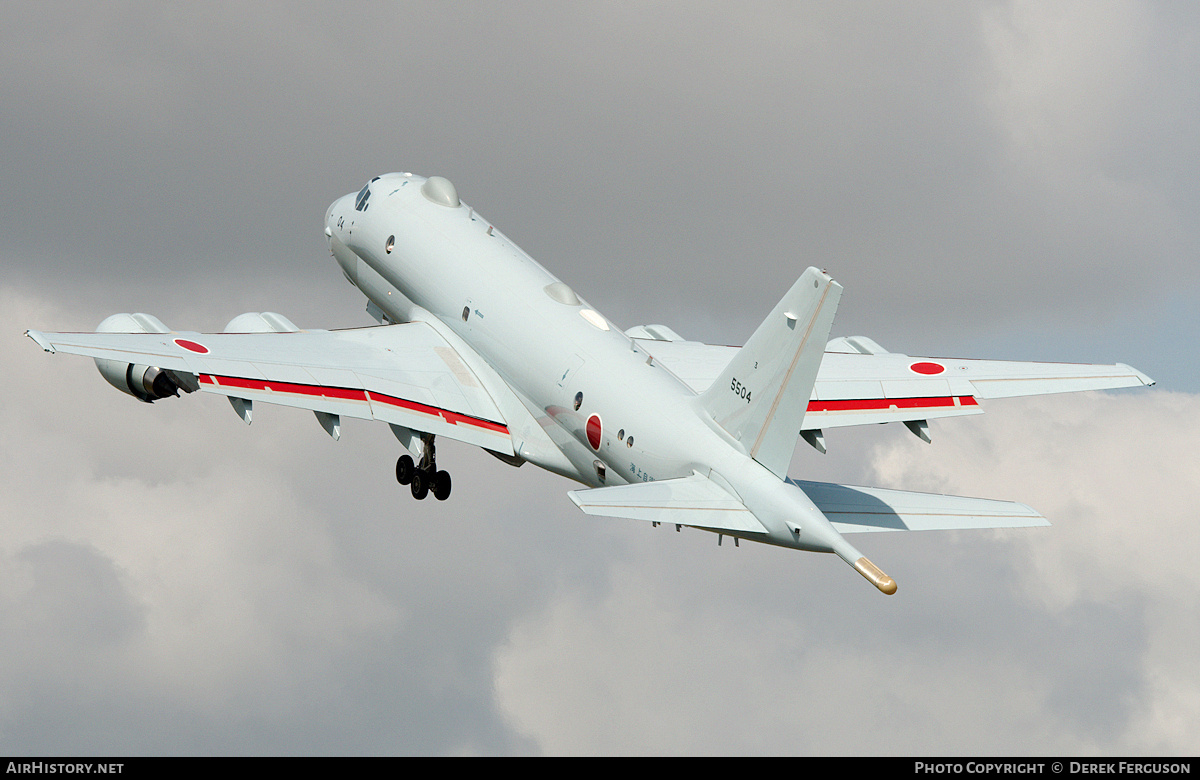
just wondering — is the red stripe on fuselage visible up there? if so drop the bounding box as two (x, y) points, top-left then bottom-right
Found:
(198, 374), (508, 434)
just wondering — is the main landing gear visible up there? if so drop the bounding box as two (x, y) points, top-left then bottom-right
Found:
(395, 433), (452, 501)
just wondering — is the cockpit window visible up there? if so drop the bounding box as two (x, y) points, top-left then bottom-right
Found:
(355, 183), (371, 212)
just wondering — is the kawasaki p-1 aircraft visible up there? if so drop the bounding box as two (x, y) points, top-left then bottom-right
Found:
(27, 173), (1155, 594)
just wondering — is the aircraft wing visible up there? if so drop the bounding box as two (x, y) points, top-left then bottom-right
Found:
(630, 335), (1154, 430)
(25, 323), (514, 453)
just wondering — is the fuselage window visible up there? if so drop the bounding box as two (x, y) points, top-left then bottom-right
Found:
(355, 184), (371, 212)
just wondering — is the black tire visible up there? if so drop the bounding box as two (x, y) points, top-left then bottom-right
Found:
(410, 469), (429, 500)
(432, 470), (452, 501)
(396, 454), (415, 485)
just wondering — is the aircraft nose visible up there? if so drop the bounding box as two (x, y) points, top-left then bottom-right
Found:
(324, 199), (338, 237)
(325, 193), (354, 244)
(324, 195), (359, 283)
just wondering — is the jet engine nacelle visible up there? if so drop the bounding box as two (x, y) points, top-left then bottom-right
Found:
(223, 312), (300, 333)
(94, 313), (186, 402)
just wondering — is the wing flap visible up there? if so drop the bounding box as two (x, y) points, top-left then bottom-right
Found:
(569, 473), (768, 534)
(787, 478), (1049, 534)
(198, 373), (373, 420)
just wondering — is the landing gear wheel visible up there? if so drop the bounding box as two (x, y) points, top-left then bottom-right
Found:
(396, 454), (415, 485)
(410, 469), (429, 500)
(432, 470), (452, 501)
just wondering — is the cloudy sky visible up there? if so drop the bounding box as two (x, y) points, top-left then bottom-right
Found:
(2, 1), (1197, 755)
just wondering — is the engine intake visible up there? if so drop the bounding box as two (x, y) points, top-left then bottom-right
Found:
(93, 313), (193, 403)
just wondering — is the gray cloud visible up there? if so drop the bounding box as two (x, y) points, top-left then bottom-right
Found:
(494, 392), (1199, 755)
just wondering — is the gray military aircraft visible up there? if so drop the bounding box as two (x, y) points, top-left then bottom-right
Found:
(27, 173), (1155, 594)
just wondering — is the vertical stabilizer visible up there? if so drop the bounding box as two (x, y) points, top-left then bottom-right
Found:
(700, 268), (842, 478)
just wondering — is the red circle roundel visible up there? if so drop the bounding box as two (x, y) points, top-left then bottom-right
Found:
(174, 338), (210, 354)
(909, 361), (945, 375)
(586, 414), (602, 450)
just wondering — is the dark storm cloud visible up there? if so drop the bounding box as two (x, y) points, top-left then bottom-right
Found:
(6, 3), (1197, 341)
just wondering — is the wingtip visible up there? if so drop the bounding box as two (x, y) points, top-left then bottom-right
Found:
(1116, 363), (1156, 387)
(25, 330), (56, 353)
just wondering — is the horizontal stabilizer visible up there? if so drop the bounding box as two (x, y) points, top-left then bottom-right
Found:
(569, 473), (768, 535)
(787, 479), (1048, 534)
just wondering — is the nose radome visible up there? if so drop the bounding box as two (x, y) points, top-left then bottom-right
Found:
(325, 192), (354, 238)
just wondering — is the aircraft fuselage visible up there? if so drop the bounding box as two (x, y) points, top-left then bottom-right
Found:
(324, 172), (844, 558)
